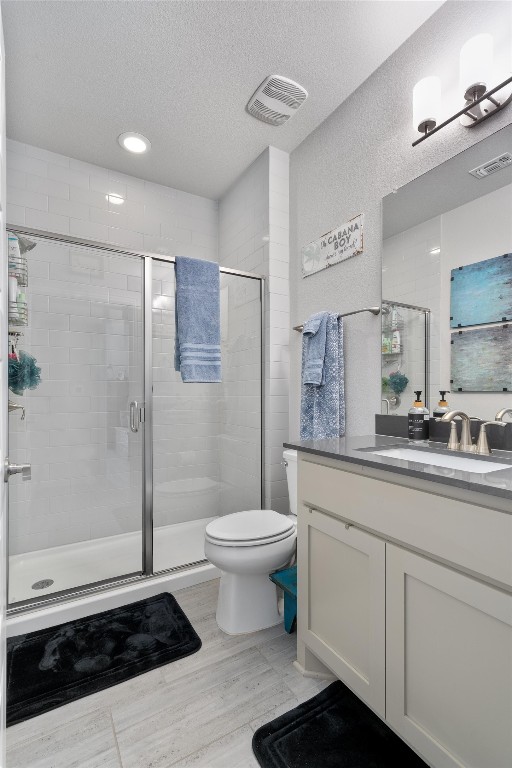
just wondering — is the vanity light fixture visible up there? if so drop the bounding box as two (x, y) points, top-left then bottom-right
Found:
(106, 193), (124, 205)
(412, 33), (512, 146)
(429, 247), (441, 255)
(413, 76), (442, 135)
(118, 132), (151, 154)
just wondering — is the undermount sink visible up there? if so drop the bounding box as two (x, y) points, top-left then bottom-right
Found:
(370, 447), (511, 474)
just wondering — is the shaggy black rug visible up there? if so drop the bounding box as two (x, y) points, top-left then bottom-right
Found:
(253, 681), (428, 768)
(7, 592), (201, 726)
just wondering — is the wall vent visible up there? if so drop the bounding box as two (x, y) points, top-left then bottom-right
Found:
(247, 75), (308, 126)
(469, 153), (512, 179)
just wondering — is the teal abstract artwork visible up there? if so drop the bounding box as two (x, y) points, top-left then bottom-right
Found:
(451, 325), (512, 392)
(450, 254), (512, 328)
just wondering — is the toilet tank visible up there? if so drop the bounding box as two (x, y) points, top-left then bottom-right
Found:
(283, 449), (298, 517)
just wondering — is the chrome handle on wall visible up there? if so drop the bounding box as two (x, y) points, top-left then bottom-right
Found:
(4, 459), (31, 482)
(130, 401), (140, 433)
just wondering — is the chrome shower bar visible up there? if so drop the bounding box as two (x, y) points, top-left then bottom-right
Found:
(292, 306), (381, 332)
(6, 224), (263, 280)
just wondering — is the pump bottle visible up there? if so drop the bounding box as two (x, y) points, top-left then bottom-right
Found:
(408, 391), (429, 444)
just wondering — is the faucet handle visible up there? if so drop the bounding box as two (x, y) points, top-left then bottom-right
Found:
(446, 420), (460, 451)
(475, 421), (507, 456)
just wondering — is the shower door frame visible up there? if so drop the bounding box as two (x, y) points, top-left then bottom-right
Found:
(5, 225), (265, 614)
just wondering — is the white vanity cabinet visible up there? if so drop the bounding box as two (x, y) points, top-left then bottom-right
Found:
(296, 453), (512, 768)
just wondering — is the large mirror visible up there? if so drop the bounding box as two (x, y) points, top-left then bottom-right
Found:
(382, 123), (512, 421)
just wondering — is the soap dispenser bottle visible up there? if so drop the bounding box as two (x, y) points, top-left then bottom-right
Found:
(433, 391), (450, 418)
(408, 391), (429, 444)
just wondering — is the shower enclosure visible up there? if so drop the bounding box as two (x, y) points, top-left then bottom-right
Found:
(6, 227), (263, 611)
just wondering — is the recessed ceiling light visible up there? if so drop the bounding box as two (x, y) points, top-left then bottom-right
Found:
(430, 247), (441, 255)
(106, 193), (124, 205)
(118, 132), (151, 154)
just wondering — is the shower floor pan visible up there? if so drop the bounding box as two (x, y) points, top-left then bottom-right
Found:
(8, 516), (217, 605)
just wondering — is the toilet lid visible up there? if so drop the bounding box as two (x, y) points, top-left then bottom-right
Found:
(205, 510), (295, 545)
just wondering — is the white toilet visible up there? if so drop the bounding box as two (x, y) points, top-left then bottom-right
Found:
(204, 449), (297, 635)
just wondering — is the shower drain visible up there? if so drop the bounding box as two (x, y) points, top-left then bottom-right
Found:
(32, 579), (54, 590)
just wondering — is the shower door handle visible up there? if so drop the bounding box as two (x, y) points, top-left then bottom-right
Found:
(4, 458), (31, 482)
(130, 401), (142, 433)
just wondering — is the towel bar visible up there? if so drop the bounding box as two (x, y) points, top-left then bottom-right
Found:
(293, 306), (380, 332)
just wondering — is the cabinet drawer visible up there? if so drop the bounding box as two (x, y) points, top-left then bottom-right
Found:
(299, 457), (512, 589)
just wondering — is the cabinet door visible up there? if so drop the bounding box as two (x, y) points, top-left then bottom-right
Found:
(386, 544), (512, 768)
(298, 508), (385, 715)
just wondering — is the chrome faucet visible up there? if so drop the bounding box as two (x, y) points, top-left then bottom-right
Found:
(439, 410), (475, 452)
(496, 408), (512, 422)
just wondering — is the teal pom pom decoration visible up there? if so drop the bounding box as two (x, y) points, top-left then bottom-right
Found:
(8, 351), (42, 396)
(388, 371), (408, 395)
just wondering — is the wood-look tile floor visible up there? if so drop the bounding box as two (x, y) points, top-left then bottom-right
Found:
(7, 579), (328, 768)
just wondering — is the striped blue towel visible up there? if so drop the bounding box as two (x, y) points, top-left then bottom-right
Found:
(302, 312), (328, 385)
(174, 256), (221, 383)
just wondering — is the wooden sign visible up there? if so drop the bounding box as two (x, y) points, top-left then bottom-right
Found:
(301, 214), (364, 278)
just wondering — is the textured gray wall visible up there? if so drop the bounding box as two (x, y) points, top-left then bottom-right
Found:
(289, 0), (512, 438)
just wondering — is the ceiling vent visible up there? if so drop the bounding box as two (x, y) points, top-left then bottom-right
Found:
(247, 75), (308, 126)
(469, 152), (512, 179)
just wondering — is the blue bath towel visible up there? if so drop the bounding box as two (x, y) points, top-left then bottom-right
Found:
(300, 313), (345, 440)
(174, 256), (221, 383)
(302, 312), (328, 385)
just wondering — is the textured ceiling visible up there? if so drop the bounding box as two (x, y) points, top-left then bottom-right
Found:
(3, 0), (442, 199)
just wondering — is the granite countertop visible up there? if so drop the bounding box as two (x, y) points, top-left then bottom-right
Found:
(284, 435), (512, 503)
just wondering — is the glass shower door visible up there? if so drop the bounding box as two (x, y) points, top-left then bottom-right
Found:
(7, 235), (145, 604)
(151, 260), (262, 573)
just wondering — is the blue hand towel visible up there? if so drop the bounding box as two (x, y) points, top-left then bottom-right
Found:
(174, 256), (221, 383)
(302, 311), (328, 385)
(300, 313), (345, 440)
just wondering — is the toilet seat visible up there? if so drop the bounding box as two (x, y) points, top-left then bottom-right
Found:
(205, 509), (295, 548)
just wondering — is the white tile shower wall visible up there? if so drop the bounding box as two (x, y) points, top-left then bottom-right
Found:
(7, 140), (218, 261)
(7, 140), (218, 554)
(218, 147), (290, 514)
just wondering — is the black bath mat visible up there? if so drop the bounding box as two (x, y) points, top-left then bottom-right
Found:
(252, 681), (428, 768)
(7, 592), (201, 726)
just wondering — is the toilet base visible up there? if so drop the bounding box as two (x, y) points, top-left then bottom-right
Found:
(216, 572), (281, 635)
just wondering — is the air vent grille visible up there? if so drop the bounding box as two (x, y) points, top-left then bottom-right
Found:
(247, 75), (308, 126)
(469, 153), (512, 179)
(248, 99), (289, 125)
